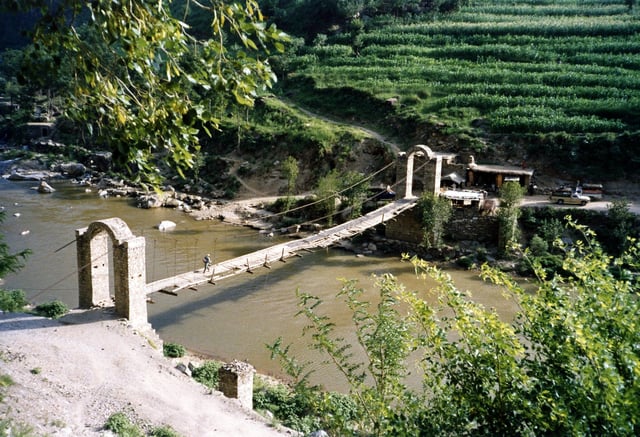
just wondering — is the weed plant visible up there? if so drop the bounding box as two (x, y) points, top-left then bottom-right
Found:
(162, 343), (185, 358)
(33, 301), (68, 319)
(104, 412), (143, 437)
(0, 289), (28, 313)
(191, 361), (221, 389)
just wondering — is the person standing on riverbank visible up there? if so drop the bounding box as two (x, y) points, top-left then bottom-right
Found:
(203, 254), (212, 273)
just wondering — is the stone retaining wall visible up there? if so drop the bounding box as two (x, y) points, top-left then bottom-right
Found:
(385, 207), (498, 245)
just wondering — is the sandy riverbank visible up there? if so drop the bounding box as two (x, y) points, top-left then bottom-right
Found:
(0, 309), (293, 437)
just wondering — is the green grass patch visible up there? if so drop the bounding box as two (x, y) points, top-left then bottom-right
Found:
(104, 412), (144, 437)
(150, 425), (183, 437)
(191, 361), (221, 389)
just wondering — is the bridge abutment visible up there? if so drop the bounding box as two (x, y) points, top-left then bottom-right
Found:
(76, 218), (148, 327)
(114, 236), (147, 325)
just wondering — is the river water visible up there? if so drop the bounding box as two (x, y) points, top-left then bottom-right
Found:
(0, 178), (520, 391)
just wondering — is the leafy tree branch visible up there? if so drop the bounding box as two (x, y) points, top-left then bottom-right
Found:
(269, 219), (640, 435)
(1, 0), (288, 186)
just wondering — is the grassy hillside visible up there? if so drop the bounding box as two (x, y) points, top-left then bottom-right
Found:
(184, 97), (394, 196)
(275, 0), (640, 181)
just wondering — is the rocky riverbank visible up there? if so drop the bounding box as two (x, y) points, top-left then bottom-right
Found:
(0, 152), (272, 226)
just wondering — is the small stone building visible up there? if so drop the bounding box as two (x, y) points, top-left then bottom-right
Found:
(466, 157), (534, 191)
(25, 122), (54, 140)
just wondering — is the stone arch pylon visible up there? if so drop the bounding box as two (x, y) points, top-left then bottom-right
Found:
(396, 144), (442, 198)
(76, 218), (147, 326)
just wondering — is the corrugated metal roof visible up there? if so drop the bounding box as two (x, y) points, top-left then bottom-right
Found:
(469, 163), (534, 176)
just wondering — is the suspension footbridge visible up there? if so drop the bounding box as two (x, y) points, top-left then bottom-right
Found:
(73, 144), (451, 325)
(145, 197), (418, 295)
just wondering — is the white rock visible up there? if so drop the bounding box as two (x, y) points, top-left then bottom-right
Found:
(156, 220), (176, 231)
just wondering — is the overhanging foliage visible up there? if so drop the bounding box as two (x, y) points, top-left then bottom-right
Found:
(0, 0), (288, 186)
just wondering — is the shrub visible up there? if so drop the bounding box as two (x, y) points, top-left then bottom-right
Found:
(315, 391), (359, 436)
(0, 289), (28, 313)
(163, 343), (185, 358)
(0, 374), (14, 402)
(269, 275), (415, 434)
(273, 223), (640, 435)
(223, 178), (240, 199)
(191, 361), (221, 389)
(475, 247), (488, 263)
(518, 252), (564, 278)
(537, 253), (565, 276)
(0, 374), (14, 388)
(33, 301), (68, 319)
(104, 412), (143, 437)
(0, 418), (33, 437)
(529, 234), (548, 256)
(268, 197), (292, 214)
(456, 255), (475, 269)
(539, 218), (565, 246)
(151, 425), (182, 437)
(418, 192), (453, 248)
(253, 381), (321, 434)
(254, 381), (292, 415)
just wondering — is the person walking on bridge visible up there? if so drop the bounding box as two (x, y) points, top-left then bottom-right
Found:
(203, 253), (212, 273)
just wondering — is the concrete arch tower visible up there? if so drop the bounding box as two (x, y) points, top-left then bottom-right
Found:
(76, 218), (147, 326)
(396, 144), (439, 198)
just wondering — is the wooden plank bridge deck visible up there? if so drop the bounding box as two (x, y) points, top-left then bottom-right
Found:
(146, 197), (418, 295)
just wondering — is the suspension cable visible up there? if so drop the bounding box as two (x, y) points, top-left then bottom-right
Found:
(28, 249), (110, 300)
(244, 160), (396, 224)
(246, 158), (430, 229)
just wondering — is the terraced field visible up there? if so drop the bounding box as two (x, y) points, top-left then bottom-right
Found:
(288, 0), (640, 139)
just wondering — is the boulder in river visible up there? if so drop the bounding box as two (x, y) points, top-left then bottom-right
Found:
(57, 162), (87, 178)
(7, 170), (56, 181)
(36, 180), (55, 193)
(164, 197), (182, 208)
(88, 151), (112, 172)
(137, 194), (163, 209)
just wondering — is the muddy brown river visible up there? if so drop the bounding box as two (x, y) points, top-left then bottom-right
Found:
(0, 178), (520, 391)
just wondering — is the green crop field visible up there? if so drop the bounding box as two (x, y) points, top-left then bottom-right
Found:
(280, 0), (640, 176)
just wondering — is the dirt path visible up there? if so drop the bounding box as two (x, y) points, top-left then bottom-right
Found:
(227, 156), (269, 197)
(274, 96), (402, 155)
(520, 194), (640, 214)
